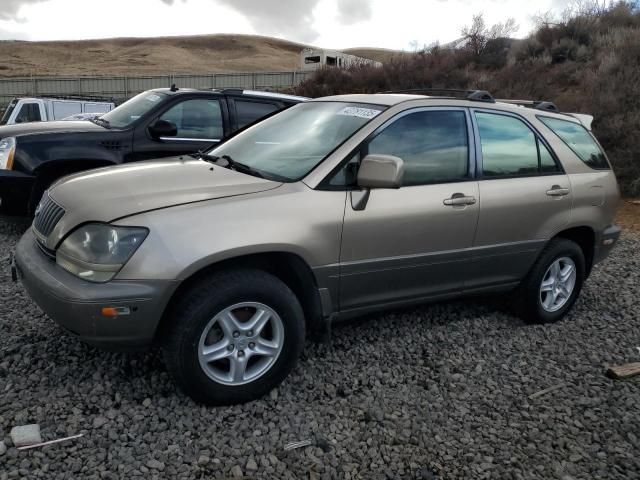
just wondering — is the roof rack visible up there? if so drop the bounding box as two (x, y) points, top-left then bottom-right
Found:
(381, 88), (496, 103)
(496, 99), (560, 113)
(33, 93), (116, 103)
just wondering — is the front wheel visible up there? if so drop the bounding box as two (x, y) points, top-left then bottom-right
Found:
(513, 238), (586, 324)
(162, 269), (305, 405)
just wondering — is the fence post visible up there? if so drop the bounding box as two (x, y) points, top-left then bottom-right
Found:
(124, 75), (128, 100)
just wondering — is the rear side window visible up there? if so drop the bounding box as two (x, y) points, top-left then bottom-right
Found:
(235, 100), (279, 129)
(538, 116), (609, 169)
(476, 112), (561, 177)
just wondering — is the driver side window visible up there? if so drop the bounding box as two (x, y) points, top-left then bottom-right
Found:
(328, 109), (470, 188)
(159, 99), (223, 140)
(368, 110), (469, 186)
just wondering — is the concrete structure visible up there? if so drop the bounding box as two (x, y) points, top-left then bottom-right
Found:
(300, 48), (382, 71)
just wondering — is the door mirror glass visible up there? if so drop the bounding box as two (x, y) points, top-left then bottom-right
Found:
(357, 154), (404, 189)
(148, 119), (178, 139)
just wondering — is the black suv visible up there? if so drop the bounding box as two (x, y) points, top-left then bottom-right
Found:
(0, 87), (307, 215)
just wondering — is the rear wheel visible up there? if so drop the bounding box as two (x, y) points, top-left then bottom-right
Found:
(513, 238), (585, 324)
(162, 269), (305, 405)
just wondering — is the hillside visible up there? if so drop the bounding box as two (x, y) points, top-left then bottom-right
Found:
(0, 34), (309, 77)
(0, 35), (402, 77)
(343, 48), (408, 64)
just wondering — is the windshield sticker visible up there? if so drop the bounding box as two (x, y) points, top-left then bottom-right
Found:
(145, 94), (161, 102)
(337, 107), (381, 119)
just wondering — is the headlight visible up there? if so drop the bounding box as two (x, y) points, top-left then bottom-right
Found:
(0, 137), (16, 169)
(56, 223), (148, 282)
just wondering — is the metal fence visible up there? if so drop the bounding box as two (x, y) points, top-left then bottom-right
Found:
(0, 71), (315, 107)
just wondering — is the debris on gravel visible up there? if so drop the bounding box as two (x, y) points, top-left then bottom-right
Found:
(1, 218), (640, 479)
(9, 424), (42, 447)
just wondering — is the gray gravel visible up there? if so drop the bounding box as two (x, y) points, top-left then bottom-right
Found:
(1, 216), (640, 479)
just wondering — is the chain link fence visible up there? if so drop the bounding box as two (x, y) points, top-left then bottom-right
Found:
(0, 71), (314, 107)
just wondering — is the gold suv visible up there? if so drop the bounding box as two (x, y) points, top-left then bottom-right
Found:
(14, 90), (621, 404)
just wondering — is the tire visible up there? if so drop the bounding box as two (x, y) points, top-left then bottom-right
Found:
(513, 238), (586, 324)
(161, 269), (305, 405)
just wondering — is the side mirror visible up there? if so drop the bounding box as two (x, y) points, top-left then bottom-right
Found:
(148, 119), (177, 139)
(357, 154), (404, 189)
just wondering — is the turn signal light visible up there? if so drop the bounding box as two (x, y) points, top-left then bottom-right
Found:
(101, 306), (131, 317)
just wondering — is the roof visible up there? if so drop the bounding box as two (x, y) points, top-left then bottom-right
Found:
(310, 93), (424, 106)
(310, 93), (586, 124)
(151, 87), (308, 102)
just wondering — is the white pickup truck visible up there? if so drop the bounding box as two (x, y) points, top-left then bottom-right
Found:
(0, 96), (115, 125)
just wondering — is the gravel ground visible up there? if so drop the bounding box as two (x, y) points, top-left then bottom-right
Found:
(1, 217), (640, 480)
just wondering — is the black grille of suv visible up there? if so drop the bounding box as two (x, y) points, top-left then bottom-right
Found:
(33, 194), (65, 238)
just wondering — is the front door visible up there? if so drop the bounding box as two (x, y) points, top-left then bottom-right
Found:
(337, 107), (480, 312)
(131, 97), (227, 161)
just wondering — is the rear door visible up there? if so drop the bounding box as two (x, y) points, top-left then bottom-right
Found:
(466, 109), (572, 290)
(131, 95), (228, 161)
(337, 107), (480, 312)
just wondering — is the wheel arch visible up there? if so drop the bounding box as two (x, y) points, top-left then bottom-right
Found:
(154, 251), (326, 343)
(553, 225), (596, 276)
(29, 159), (117, 213)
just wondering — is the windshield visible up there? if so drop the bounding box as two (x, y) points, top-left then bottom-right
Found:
(100, 91), (167, 129)
(0, 100), (17, 125)
(208, 102), (386, 181)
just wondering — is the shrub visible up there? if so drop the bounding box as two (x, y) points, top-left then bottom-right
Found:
(295, 1), (640, 196)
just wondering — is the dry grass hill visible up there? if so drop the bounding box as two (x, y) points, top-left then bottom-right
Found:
(0, 34), (400, 77)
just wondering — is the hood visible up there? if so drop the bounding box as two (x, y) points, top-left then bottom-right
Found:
(46, 157), (281, 246)
(0, 120), (106, 138)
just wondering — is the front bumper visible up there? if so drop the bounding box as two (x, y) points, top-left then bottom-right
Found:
(14, 228), (179, 350)
(0, 170), (35, 215)
(594, 224), (622, 265)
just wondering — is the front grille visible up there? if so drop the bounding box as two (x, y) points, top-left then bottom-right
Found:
(33, 193), (65, 238)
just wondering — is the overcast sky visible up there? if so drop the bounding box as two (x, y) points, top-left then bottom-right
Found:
(0, 0), (570, 49)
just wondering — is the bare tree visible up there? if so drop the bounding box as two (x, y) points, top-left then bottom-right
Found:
(461, 13), (518, 56)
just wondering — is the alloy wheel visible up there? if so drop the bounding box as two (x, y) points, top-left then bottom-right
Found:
(539, 256), (577, 313)
(197, 302), (285, 386)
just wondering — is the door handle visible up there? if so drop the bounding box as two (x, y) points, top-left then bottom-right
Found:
(546, 185), (570, 197)
(443, 193), (476, 206)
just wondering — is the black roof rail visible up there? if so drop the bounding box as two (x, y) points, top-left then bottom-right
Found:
(221, 88), (244, 94)
(380, 88), (496, 103)
(30, 93), (117, 103)
(497, 99), (560, 113)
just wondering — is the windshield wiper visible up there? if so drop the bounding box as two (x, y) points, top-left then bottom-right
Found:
(188, 151), (220, 164)
(91, 117), (111, 129)
(219, 155), (265, 178)
(189, 152), (265, 178)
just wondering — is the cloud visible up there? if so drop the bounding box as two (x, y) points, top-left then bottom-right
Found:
(160, 0), (321, 43)
(336, 0), (373, 25)
(0, 0), (50, 20)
